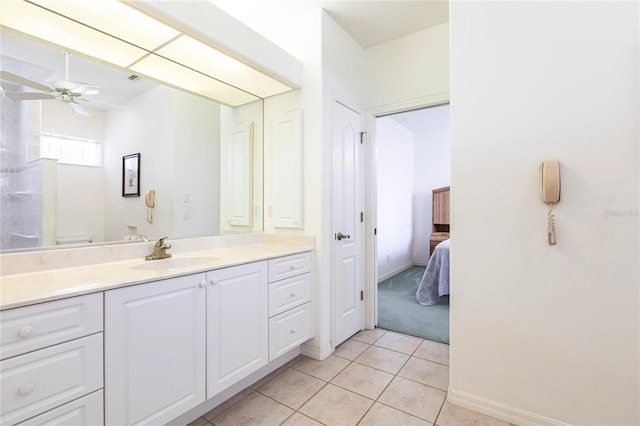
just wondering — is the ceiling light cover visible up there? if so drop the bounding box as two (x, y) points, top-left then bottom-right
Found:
(0, 1), (147, 68)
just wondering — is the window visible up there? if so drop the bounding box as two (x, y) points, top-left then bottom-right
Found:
(40, 133), (101, 167)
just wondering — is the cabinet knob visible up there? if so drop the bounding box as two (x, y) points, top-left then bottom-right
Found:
(290, 329), (296, 334)
(289, 265), (295, 271)
(290, 292), (296, 297)
(199, 281), (206, 288)
(19, 326), (34, 338)
(18, 384), (34, 396)
(209, 279), (217, 286)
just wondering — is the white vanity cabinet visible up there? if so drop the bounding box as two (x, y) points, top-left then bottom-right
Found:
(268, 252), (313, 360)
(0, 294), (104, 426)
(105, 274), (207, 426)
(206, 261), (268, 398)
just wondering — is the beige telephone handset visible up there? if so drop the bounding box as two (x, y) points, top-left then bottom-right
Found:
(541, 160), (560, 245)
(145, 190), (155, 224)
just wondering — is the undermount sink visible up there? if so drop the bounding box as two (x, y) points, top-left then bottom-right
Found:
(130, 256), (217, 271)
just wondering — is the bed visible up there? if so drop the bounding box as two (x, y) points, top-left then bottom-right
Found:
(416, 239), (450, 305)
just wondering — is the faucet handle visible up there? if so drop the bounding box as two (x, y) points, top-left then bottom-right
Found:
(156, 236), (169, 247)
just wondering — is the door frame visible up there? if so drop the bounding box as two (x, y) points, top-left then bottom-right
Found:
(363, 93), (450, 329)
(331, 98), (365, 348)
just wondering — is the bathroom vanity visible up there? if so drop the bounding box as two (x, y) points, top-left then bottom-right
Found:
(0, 234), (314, 426)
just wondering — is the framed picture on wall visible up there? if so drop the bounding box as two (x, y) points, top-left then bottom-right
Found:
(122, 153), (140, 197)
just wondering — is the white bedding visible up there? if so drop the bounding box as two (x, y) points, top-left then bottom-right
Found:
(416, 239), (450, 306)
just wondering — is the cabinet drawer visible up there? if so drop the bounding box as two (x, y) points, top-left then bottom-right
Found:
(269, 273), (311, 317)
(17, 390), (103, 426)
(268, 302), (312, 361)
(0, 334), (103, 426)
(1, 293), (103, 360)
(268, 252), (311, 282)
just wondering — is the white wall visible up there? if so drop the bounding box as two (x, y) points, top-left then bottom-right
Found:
(103, 86), (174, 240)
(365, 23), (449, 110)
(411, 105), (450, 265)
(450, 2), (639, 425)
(375, 116), (415, 280)
(41, 101), (105, 243)
(172, 90), (221, 239)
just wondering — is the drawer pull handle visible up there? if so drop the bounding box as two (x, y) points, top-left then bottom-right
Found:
(199, 281), (206, 288)
(290, 329), (296, 334)
(19, 327), (34, 338)
(18, 384), (34, 396)
(210, 279), (218, 286)
(290, 292), (296, 297)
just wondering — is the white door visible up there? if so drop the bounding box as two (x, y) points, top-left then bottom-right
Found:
(105, 274), (206, 426)
(207, 261), (268, 398)
(333, 101), (364, 346)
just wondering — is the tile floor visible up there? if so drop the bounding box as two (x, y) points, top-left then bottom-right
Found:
(189, 329), (513, 426)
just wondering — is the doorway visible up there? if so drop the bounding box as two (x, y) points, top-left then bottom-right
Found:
(374, 104), (450, 343)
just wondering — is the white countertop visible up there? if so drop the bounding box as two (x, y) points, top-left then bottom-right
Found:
(0, 241), (313, 310)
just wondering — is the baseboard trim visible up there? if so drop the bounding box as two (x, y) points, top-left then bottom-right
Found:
(301, 341), (333, 360)
(377, 262), (414, 283)
(447, 389), (571, 426)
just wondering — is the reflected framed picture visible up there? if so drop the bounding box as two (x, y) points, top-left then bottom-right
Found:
(122, 153), (140, 197)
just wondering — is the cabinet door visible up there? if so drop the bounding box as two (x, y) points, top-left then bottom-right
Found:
(105, 274), (206, 426)
(207, 261), (268, 398)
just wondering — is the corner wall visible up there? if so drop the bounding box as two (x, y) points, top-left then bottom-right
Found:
(449, 2), (639, 425)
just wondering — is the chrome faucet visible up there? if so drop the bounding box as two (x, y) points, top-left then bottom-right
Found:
(145, 237), (172, 260)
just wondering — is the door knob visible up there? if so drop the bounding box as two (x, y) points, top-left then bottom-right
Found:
(336, 232), (351, 241)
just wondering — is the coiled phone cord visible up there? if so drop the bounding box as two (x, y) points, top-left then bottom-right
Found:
(547, 204), (557, 246)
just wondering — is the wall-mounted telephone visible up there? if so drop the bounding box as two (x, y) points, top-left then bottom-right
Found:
(541, 160), (560, 245)
(145, 190), (155, 224)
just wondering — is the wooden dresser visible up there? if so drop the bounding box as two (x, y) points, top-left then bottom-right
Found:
(430, 186), (450, 256)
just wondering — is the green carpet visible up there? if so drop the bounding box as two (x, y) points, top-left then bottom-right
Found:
(377, 265), (449, 344)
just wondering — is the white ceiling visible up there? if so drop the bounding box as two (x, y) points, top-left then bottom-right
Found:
(209, 0), (449, 49)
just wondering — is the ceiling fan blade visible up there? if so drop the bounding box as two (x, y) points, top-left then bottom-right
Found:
(73, 85), (100, 95)
(1, 70), (52, 92)
(70, 101), (90, 117)
(5, 91), (55, 101)
(80, 98), (129, 110)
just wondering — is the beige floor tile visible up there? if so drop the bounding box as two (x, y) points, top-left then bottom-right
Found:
(413, 340), (450, 365)
(211, 392), (293, 426)
(334, 339), (370, 360)
(351, 328), (387, 344)
(373, 331), (423, 355)
(249, 365), (289, 390)
(399, 357), (450, 391)
(281, 412), (325, 426)
(257, 368), (326, 409)
(187, 417), (212, 426)
(331, 362), (394, 400)
(354, 346), (409, 374)
(378, 377), (446, 422)
(291, 355), (350, 381)
(359, 403), (432, 426)
(299, 383), (374, 426)
(436, 401), (510, 426)
(203, 388), (254, 421)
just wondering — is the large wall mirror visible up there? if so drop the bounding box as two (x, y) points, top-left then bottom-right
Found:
(0, 26), (264, 252)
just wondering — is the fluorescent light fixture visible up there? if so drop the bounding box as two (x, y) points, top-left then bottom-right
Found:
(130, 54), (259, 107)
(155, 35), (292, 99)
(0, 0), (295, 105)
(27, 0), (181, 53)
(0, 1), (147, 68)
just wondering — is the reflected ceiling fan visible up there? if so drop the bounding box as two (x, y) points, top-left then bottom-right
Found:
(1, 52), (116, 117)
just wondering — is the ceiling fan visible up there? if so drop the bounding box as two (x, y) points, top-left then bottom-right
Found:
(1, 52), (110, 117)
